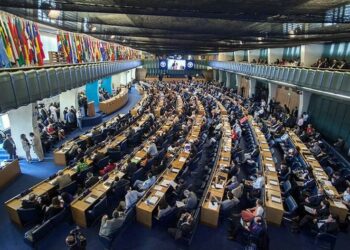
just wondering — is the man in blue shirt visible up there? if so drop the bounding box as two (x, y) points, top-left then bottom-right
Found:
(133, 173), (156, 191)
(125, 187), (145, 210)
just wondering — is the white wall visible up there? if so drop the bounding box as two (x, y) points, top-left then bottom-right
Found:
(268, 48), (284, 64)
(59, 88), (79, 119)
(8, 104), (39, 158)
(234, 51), (245, 62)
(218, 52), (234, 61)
(301, 44), (324, 67)
(248, 49), (260, 63)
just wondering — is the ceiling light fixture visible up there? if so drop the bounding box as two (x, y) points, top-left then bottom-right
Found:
(48, 9), (60, 19)
(91, 26), (97, 32)
(111, 35), (115, 39)
(257, 37), (263, 41)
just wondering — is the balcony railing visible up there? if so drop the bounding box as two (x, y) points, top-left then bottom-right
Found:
(208, 61), (350, 98)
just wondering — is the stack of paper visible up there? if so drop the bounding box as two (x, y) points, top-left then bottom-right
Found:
(155, 191), (164, 197)
(147, 196), (159, 205)
(269, 180), (278, 186)
(160, 179), (171, 187)
(179, 157), (187, 162)
(171, 168), (180, 173)
(267, 166), (276, 172)
(154, 185), (162, 191)
(85, 196), (97, 204)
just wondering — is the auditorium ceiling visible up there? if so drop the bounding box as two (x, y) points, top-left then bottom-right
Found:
(1, 0), (350, 54)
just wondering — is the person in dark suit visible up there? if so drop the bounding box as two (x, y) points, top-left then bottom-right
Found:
(168, 212), (194, 240)
(85, 172), (99, 188)
(299, 200), (330, 229)
(43, 197), (63, 221)
(21, 194), (42, 211)
(2, 134), (17, 159)
(125, 159), (137, 178)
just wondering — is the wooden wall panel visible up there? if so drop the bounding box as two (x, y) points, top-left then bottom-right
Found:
(275, 86), (300, 111)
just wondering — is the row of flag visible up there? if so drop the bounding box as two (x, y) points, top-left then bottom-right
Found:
(0, 14), (45, 68)
(57, 31), (141, 64)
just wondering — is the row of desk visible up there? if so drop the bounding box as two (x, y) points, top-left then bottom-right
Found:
(250, 120), (284, 226)
(136, 98), (204, 228)
(99, 88), (129, 114)
(54, 90), (148, 166)
(69, 91), (174, 227)
(288, 131), (348, 222)
(200, 96), (232, 227)
(0, 160), (21, 190)
(5, 90), (152, 227)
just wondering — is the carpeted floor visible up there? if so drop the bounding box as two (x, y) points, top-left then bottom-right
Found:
(0, 86), (349, 250)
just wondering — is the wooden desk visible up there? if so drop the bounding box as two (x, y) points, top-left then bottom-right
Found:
(70, 171), (125, 227)
(137, 104), (203, 228)
(288, 131), (348, 222)
(87, 101), (95, 117)
(0, 160), (21, 190)
(201, 97), (231, 227)
(99, 88), (128, 114)
(265, 189), (284, 225)
(5, 180), (56, 226)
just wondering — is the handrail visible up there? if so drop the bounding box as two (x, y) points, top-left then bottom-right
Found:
(0, 60), (140, 72)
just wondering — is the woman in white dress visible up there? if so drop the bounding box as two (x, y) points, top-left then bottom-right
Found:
(20, 134), (32, 163)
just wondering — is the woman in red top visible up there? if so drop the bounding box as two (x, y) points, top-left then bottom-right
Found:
(306, 124), (314, 136)
(99, 160), (116, 175)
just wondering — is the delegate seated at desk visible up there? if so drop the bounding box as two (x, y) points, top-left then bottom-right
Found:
(133, 173), (156, 191)
(125, 187), (145, 210)
(76, 158), (89, 173)
(99, 206), (126, 238)
(52, 170), (72, 189)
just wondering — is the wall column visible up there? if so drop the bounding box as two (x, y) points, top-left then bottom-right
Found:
(268, 82), (278, 104)
(8, 104), (42, 159)
(225, 72), (231, 88)
(248, 78), (257, 98)
(298, 91), (312, 118)
(85, 81), (99, 105)
(218, 70), (224, 83)
(213, 70), (217, 81)
(300, 44), (324, 67)
(101, 76), (113, 95)
(59, 88), (79, 119)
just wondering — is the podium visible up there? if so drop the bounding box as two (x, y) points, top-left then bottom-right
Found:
(87, 101), (95, 117)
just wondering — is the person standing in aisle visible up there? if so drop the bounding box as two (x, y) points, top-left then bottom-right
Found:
(20, 134), (32, 163)
(2, 134), (17, 160)
(29, 132), (44, 162)
(76, 109), (83, 131)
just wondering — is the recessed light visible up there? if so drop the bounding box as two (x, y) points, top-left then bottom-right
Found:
(91, 26), (97, 32)
(257, 37), (263, 41)
(48, 10), (60, 19)
(111, 35), (115, 39)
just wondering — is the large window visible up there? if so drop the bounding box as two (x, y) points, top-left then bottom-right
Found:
(0, 114), (10, 130)
(41, 33), (58, 60)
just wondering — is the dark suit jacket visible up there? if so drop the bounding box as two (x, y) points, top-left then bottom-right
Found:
(3, 138), (15, 153)
(85, 176), (99, 188)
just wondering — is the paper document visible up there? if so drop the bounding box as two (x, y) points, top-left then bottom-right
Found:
(265, 163), (273, 167)
(153, 186), (162, 192)
(155, 191), (164, 197)
(304, 205), (316, 215)
(85, 197), (97, 204)
(263, 149), (270, 152)
(179, 157), (187, 162)
(169, 181), (178, 189)
(266, 157), (273, 161)
(271, 195), (281, 203)
(176, 201), (185, 208)
(269, 180), (278, 186)
(160, 179), (171, 187)
(147, 196), (159, 205)
(171, 168), (180, 173)
(267, 166), (275, 172)
(215, 183), (224, 189)
(208, 201), (219, 210)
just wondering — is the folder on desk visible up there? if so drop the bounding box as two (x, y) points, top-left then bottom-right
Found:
(160, 179), (171, 187)
(176, 201), (185, 208)
(171, 168), (180, 173)
(179, 157), (187, 162)
(269, 180), (278, 186)
(85, 196), (97, 204)
(155, 191), (164, 197)
(147, 196), (159, 205)
(271, 195), (281, 203)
